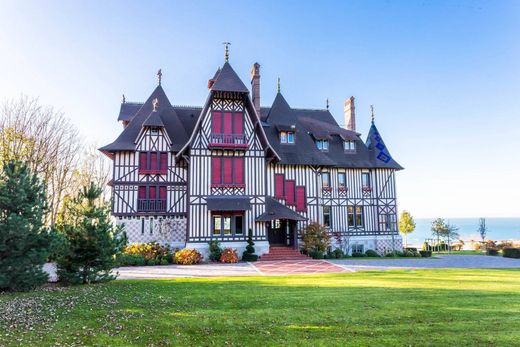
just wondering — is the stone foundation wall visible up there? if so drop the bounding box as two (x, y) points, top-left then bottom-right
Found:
(116, 216), (187, 249)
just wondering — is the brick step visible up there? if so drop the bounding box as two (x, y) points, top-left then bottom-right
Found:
(258, 247), (310, 261)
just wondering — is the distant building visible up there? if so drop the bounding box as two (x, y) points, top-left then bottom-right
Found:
(100, 54), (403, 257)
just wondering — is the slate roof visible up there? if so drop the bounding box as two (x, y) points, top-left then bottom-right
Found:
(210, 62), (249, 93)
(104, 69), (401, 170)
(256, 197), (307, 221)
(100, 85), (189, 153)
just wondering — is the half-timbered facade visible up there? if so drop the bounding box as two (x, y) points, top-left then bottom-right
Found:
(100, 55), (403, 257)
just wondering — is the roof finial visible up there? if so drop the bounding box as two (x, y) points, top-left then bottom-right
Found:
(326, 98), (329, 110)
(152, 98), (159, 112)
(122, 94), (126, 104)
(277, 77), (281, 93)
(370, 104), (375, 123)
(157, 69), (162, 86)
(222, 42), (231, 62)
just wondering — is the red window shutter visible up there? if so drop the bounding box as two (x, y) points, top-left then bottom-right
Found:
(159, 152), (168, 174)
(149, 186), (157, 200)
(233, 112), (244, 135)
(296, 186), (306, 211)
(211, 157), (221, 185)
(285, 180), (295, 205)
(223, 157), (233, 184)
(234, 157), (244, 185)
(150, 152), (158, 173)
(275, 174), (285, 199)
(212, 112), (222, 134)
(138, 186), (146, 199)
(223, 112), (233, 135)
(139, 152), (148, 173)
(159, 186), (167, 200)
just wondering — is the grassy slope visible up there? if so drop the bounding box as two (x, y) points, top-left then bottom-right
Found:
(1, 269), (520, 346)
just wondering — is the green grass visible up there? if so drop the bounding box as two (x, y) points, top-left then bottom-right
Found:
(1, 269), (520, 346)
(434, 250), (484, 255)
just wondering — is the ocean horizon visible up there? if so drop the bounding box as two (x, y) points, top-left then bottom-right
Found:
(405, 217), (520, 247)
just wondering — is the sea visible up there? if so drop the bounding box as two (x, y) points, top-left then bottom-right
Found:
(406, 218), (520, 247)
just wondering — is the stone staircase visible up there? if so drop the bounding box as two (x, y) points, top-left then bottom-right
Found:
(258, 246), (310, 261)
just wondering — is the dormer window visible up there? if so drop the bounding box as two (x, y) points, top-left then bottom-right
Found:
(344, 140), (356, 153)
(280, 131), (295, 144)
(316, 139), (329, 151)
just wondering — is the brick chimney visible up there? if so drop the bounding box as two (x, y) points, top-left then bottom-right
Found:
(344, 96), (356, 131)
(250, 62), (261, 116)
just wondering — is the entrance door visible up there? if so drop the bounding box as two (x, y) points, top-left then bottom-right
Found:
(267, 219), (287, 245)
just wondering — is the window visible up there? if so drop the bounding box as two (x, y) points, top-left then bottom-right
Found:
(323, 206), (331, 227)
(338, 173), (346, 189)
(348, 206), (364, 228)
(322, 172), (331, 189)
(344, 140), (356, 152)
(139, 151), (168, 174)
(274, 174), (285, 199)
(211, 157), (244, 187)
(285, 180), (296, 205)
(210, 111), (246, 147)
(296, 186), (306, 212)
(361, 172), (371, 188)
(212, 213), (244, 236)
(383, 214), (396, 231)
(316, 139), (329, 151)
(280, 131), (295, 144)
(352, 244), (364, 254)
(137, 185), (167, 212)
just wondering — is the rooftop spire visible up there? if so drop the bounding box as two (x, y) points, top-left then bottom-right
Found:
(157, 69), (162, 86)
(370, 104), (375, 123)
(122, 94), (126, 104)
(222, 42), (231, 62)
(277, 77), (281, 93)
(326, 98), (329, 110)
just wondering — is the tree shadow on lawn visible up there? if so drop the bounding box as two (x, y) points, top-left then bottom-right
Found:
(1, 269), (520, 346)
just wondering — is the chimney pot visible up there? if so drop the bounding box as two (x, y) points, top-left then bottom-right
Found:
(344, 96), (356, 131)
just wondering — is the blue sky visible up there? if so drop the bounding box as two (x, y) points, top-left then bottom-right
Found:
(0, 0), (519, 218)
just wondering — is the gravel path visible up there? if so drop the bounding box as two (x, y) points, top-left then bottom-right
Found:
(329, 254), (520, 271)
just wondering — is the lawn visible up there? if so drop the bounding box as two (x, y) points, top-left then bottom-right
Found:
(1, 269), (520, 346)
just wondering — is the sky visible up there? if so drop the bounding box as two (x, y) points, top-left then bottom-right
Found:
(0, 0), (519, 218)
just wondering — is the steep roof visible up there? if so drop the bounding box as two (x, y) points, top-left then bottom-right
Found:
(210, 62), (249, 93)
(365, 122), (403, 169)
(100, 85), (189, 153)
(117, 102), (142, 122)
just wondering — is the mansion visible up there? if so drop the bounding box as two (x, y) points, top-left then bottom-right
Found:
(100, 54), (403, 257)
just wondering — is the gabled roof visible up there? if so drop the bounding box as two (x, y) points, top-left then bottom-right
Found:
(210, 62), (249, 93)
(365, 122), (403, 170)
(100, 85), (189, 153)
(256, 197), (307, 221)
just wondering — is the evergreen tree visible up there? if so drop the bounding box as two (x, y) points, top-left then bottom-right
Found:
(242, 229), (258, 262)
(0, 161), (50, 291)
(56, 183), (126, 284)
(398, 210), (416, 248)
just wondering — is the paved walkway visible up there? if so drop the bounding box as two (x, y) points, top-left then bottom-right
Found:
(44, 255), (520, 281)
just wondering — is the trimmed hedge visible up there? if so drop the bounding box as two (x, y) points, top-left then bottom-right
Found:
(352, 252), (366, 257)
(419, 250), (432, 258)
(365, 249), (380, 257)
(503, 248), (520, 259)
(486, 248), (499, 256)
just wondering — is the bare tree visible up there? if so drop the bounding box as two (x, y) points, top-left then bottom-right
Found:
(0, 95), (81, 226)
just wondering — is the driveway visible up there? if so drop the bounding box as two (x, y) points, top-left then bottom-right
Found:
(44, 255), (520, 281)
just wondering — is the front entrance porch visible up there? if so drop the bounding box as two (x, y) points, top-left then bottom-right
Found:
(267, 219), (299, 249)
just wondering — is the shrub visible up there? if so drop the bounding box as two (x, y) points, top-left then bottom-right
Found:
(365, 249), (380, 257)
(404, 247), (418, 253)
(175, 249), (203, 265)
(242, 232), (258, 262)
(124, 242), (171, 261)
(352, 252), (366, 257)
(503, 248), (520, 259)
(385, 251), (404, 257)
(220, 248), (238, 263)
(208, 240), (222, 262)
(159, 259), (169, 265)
(419, 250), (432, 257)
(403, 249), (420, 257)
(300, 222), (331, 255)
(332, 248), (345, 259)
(310, 250), (325, 259)
(118, 254), (146, 266)
(486, 248), (499, 256)
(496, 241), (513, 250)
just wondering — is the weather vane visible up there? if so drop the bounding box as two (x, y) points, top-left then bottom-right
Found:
(122, 94), (126, 104)
(370, 105), (375, 123)
(222, 42), (231, 62)
(157, 69), (162, 86)
(277, 77), (281, 93)
(326, 98), (329, 110)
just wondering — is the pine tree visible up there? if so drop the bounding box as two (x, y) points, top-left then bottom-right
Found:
(56, 183), (126, 284)
(0, 161), (50, 291)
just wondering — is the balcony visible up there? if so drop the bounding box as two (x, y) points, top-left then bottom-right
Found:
(362, 186), (373, 194)
(208, 133), (249, 149)
(137, 199), (166, 212)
